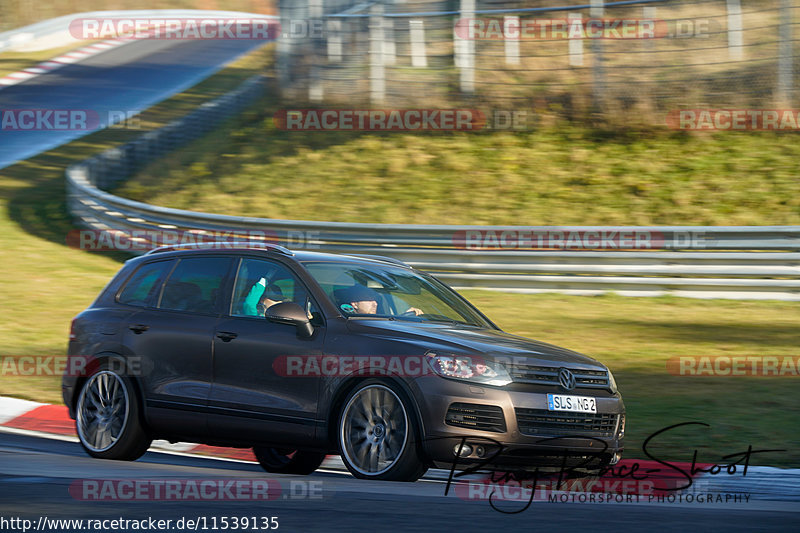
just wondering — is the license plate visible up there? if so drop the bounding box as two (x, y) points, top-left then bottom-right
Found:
(547, 394), (597, 413)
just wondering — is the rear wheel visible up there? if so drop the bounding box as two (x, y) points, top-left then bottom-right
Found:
(338, 380), (427, 481)
(253, 447), (326, 475)
(75, 367), (151, 460)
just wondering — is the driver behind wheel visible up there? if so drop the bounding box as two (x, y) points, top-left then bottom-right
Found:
(336, 285), (423, 316)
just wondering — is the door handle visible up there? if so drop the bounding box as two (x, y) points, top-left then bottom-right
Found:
(216, 331), (238, 342)
(128, 324), (149, 334)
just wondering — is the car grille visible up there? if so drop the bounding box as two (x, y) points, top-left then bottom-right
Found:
(508, 364), (609, 389)
(515, 408), (619, 438)
(445, 403), (507, 433)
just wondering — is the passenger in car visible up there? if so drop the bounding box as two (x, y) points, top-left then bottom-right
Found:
(242, 277), (286, 316)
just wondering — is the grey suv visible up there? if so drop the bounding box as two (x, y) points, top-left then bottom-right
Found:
(63, 244), (624, 481)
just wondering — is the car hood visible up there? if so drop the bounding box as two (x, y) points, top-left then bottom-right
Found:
(345, 319), (605, 369)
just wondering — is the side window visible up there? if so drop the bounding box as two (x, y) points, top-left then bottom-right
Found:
(231, 258), (320, 322)
(118, 260), (174, 307)
(158, 257), (231, 315)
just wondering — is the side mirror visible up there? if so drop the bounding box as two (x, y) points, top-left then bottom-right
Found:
(265, 302), (314, 338)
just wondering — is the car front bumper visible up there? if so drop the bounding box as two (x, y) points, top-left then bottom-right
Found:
(411, 376), (625, 471)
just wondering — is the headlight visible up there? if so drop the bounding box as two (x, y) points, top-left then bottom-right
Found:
(608, 370), (618, 394)
(425, 352), (512, 387)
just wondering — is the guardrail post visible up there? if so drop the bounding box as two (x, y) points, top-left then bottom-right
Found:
(777, 0), (794, 106)
(369, 3), (386, 104)
(504, 15), (520, 66)
(568, 12), (583, 67)
(409, 19), (428, 68)
(726, 0), (743, 60)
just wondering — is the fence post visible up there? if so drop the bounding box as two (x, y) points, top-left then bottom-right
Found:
(370, 4), (386, 104)
(726, 0), (743, 60)
(460, 0), (475, 93)
(410, 19), (428, 68)
(642, 6), (656, 50)
(590, 0), (605, 108)
(568, 12), (583, 67)
(504, 15), (520, 66)
(454, 12), (466, 68)
(383, 18), (396, 65)
(777, 0), (794, 105)
(308, 0), (323, 103)
(328, 19), (342, 62)
(277, 0), (292, 94)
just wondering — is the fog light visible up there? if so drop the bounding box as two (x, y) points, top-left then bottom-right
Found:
(475, 445), (486, 458)
(454, 443), (473, 457)
(610, 453), (621, 465)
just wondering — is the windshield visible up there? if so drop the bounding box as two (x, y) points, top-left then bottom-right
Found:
(301, 261), (492, 327)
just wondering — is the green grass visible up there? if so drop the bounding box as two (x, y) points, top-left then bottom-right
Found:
(116, 103), (800, 226)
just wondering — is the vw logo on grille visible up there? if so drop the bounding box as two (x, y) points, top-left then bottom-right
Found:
(558, 368), (576, 391)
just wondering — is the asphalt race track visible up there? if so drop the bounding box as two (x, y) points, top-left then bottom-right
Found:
(0, 36), (268, 170)
(0, 430), (796, 532)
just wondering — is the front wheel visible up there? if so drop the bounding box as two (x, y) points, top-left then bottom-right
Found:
(75, 368), (151, 460)
(338, 380), (427, 481)
(253, 447), (327, 475)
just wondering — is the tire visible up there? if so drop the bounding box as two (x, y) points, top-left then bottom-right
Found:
(253, 447), (326, 475)
(75, 365), (151, 461)
(338, 379), (427, 482)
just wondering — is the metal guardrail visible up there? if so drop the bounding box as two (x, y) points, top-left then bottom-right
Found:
(65, 72), (800, 301)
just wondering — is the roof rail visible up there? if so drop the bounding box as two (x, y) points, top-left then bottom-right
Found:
(346, 254), (411, 268)
(145, 241), (294, 256)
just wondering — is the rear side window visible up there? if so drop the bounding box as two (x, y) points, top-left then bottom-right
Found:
(118, 260), (174, 307)
(158, 257), (231, 315)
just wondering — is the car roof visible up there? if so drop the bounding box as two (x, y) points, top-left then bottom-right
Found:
(138, 243), (412, 269)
